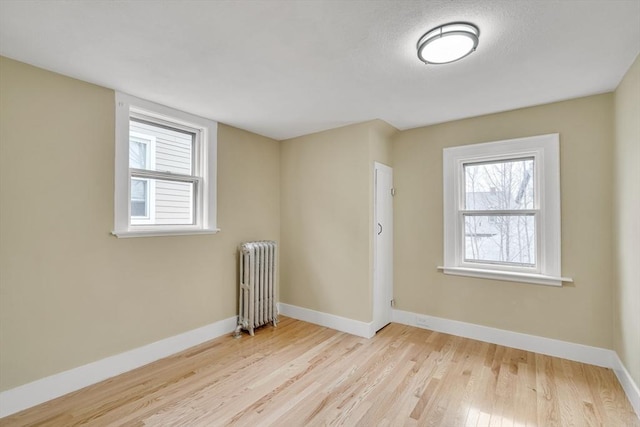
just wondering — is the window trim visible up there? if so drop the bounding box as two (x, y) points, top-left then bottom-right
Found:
(438, 133), (573, 286)
(112, 92), (218, 238)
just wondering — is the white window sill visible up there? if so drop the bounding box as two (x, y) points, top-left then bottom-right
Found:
(111, 228), (220, 238)
(437, 266), (573, 287)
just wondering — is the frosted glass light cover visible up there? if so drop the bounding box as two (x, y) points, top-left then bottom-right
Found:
(417, 23), (479, 64)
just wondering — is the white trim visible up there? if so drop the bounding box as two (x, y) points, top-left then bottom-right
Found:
(612, 353), (640, 417)
(0, 316), (237, 418)
(278, 303), (375, 338)
(442, 134), (569, 286)
(111, 228), (220, 238)
(113, 92), (218, 238)
(437, 266), (572, 286)
(391, 308), (615, 368)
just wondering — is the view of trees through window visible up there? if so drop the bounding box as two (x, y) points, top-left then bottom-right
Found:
(463, 158), (536, 267)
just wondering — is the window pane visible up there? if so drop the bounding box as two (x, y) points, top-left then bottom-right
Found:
(130, 178), (194, 225)
(131, 179), (147, 200)
(131, 201), (147, 217)
(464, 214), (536, 266)
(130, 179), (148, 217)
(464, 158), (534, 210)
(129, 140), (147, 169)
(130, 118), (194, 175)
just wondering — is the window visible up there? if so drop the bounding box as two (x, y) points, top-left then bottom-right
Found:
(113, 93), (218, 237)
(440, 134), (572, 286)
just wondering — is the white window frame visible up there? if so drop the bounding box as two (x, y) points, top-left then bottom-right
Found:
(112, 92), (218, 238)
(439, 133), (572, 286)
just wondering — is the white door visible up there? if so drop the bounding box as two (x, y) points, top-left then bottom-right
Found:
(373, 162), (393, 332)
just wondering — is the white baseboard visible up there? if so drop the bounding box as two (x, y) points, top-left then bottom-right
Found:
(392, 308), (639, 419)
(392, 308), (615, 367)
(0, 315), (238, 418)
(612, 353), (640, 417)
(278, 303), (375, 338)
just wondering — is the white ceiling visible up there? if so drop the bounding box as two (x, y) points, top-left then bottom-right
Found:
(1, 1), (639, 140)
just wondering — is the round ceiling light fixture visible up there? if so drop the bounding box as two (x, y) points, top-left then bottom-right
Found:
(417, 22), (479, 65)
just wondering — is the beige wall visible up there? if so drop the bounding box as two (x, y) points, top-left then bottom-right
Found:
(1, 52), (636, 396)
(0, 57), (280, 391)
(613, 54), (640, 386)
(392, 94), (614, 348)
(279, 120), (395, 323)
(280, 123), (371, 321)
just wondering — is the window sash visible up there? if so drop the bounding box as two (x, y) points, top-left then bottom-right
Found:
(130, 116), (196, 176)
(458, 210), (540, 271)
(128, 171), (200, 227)
(127, 117), (201, 228)
(129, 139), (148, 170)
(461, 212), (538, 269)
(456, 155), (540, 271)
(462, 157), (537, 211)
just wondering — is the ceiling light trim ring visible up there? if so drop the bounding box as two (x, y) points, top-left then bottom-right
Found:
(417, 22), (480, 65)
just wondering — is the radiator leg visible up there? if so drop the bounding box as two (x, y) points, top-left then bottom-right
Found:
(249, 327), (255, 337)
(232, 324), (243, 338)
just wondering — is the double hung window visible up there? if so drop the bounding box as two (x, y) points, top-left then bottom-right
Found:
(463, 157), (536, 267)
(440, 134), (571, 286)
(113, 93), (218, 237)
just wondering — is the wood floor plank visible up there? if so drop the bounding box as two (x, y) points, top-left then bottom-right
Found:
(583, 361), (638, 426)
(1, 318), (638, 427)
(553, 356), (582, 427)
(515, 350), (538, 427)
(438, 338), (482, 427)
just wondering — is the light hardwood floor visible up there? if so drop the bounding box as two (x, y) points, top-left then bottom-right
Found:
(1, 317), (638, 426)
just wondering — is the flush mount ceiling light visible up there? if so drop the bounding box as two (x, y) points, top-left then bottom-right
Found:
(417, 22), (480, 65)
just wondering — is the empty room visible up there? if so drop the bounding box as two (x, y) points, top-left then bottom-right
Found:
(0, 1), (639, 426)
